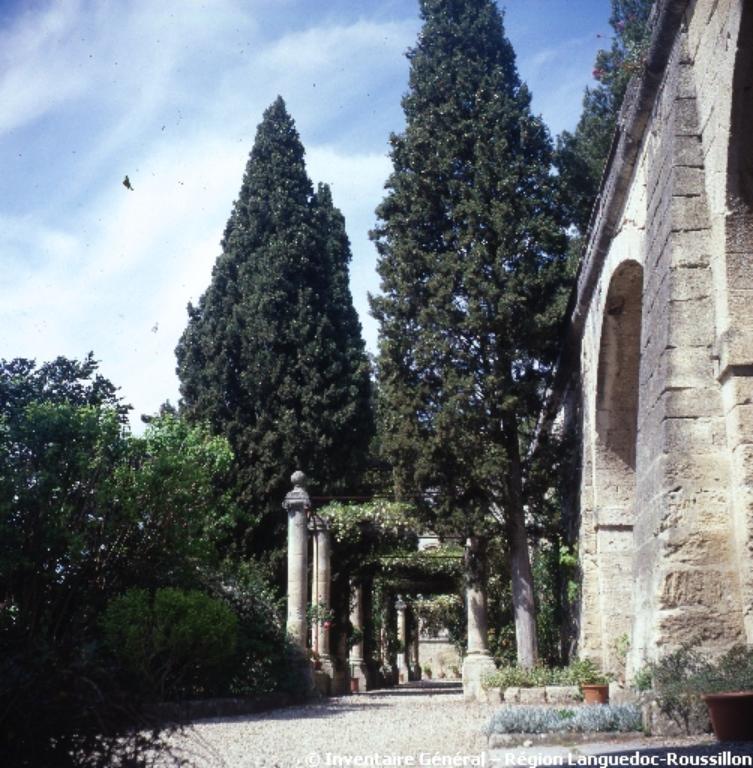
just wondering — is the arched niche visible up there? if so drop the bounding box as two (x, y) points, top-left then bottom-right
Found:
(592, 259), (643, 669)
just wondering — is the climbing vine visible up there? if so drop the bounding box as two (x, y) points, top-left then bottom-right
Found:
(317, 500), (420, 543)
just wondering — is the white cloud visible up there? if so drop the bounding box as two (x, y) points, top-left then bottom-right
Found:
(1, 0), (603, 428)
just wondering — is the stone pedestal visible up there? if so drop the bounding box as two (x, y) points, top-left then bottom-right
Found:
(462, 536), (496, 702)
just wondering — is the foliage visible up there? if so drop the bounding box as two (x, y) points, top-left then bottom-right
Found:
(413, 594), (463, 638)
(644, 644), (710, 734)
(556, 0), (654, 234)
(486, 704), (642, 735)
(0, 355), (291, 764)
(647, 643), (753, 734)
(0, 357), (167, 766)
(483, 658), (609, 690)
(307, 601), (335, 626)
(317, 500), (421, 543)
(110, 414), (240, 587)
(204, 559), (305, 696)
(176, 97), (374, 574)
(377, 545), (464, 579)
(371, 0), (570, 667)
(102, 587), (238, 698)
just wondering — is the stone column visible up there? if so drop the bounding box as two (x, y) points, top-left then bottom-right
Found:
(412, 615), (421, 680)
(309, 514), (333, 676)
(395, 595), (407, 681)
(462, 536), (496, 702)
(284, 471), (310, 649)
(349, 579), (368, 691)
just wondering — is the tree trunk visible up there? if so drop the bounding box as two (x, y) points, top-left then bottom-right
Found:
(502, 412), (539, 668)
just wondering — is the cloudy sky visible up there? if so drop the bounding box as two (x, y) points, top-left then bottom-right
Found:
(1, 0), (610, 427)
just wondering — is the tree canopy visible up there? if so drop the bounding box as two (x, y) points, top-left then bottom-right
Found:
(176, 97), (373, 565)
(371, 0), (570, 666)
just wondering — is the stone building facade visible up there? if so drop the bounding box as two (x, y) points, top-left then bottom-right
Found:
(551, 0), (753, 675)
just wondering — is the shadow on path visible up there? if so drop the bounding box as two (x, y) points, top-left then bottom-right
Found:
(362, 680), (462, 698)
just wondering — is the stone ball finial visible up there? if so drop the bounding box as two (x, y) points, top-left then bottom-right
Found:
(291, 470), (307, 488)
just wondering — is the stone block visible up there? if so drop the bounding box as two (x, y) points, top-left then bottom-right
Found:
(462, 653), (497, 703)
(517, 686), (547, 705)
(673, 97), (701, 136)
(502, 686), (520, 703)
(667, 297), (715, 347)
(545, 685), (581, 705)
(669, 229), (712, 267)
(663, 387), (722, 419)
(671, 194), (710, 231)
(659, 568), (725, 610)
(595, 506), (634, 529)
(673, 135), (704, 167)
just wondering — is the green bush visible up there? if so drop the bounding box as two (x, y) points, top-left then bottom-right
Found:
(102, 587), (237, 698)
(482, 658), (609, 690)
(647, 643), (753, 734)
(205, 560), (306, 696)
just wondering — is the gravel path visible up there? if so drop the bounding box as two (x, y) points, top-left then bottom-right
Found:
(161, 682), (753, 768)
(162, 681), (495, 768)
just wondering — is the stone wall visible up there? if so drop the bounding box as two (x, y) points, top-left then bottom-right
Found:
(555, 0), (753, 674)
(419, 636), (461, 679)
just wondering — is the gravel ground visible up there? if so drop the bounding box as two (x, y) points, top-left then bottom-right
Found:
(161, 681), (495, 768)
(160, 682), (753, 768)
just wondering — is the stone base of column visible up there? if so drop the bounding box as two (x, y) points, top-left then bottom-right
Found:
(462, 652), (496, 702)
(286, 645), (317, 698)
(313, 669), (331, 697)
(349, 657), (369, 692)
(319, 654), (335, 678)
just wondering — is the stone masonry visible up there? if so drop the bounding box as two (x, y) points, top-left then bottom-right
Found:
(550, 0), (753, 674)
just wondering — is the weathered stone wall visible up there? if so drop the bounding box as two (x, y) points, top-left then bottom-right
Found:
(558, 0), (753, 674)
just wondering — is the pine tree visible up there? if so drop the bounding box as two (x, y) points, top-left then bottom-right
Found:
(176, 97), (373, 565)
(371, 0), (569, 667)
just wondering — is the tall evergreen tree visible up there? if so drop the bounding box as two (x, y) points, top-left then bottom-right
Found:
(556, 0), (653, 235)
(371, 0), (569, 667)
(176, 97), (373, 565)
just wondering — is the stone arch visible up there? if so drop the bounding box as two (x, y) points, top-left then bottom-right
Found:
(727, 1), (753, 211)
(591, 259), (643, 669)
(723, 0), (753, 642)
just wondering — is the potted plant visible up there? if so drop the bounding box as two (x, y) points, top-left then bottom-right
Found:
(696, 646), (753, 742)
(571, 658), (610, 704)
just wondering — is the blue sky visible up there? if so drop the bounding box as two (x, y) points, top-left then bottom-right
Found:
(0, 0), (610, 426)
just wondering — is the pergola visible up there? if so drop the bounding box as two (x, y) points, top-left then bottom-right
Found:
(282, 471), (497, 701)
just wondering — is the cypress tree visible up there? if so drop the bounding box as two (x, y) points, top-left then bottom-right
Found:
(371, 0), (568, 667)
(556, 0), (653, 235)
(176, 97), (373, 565)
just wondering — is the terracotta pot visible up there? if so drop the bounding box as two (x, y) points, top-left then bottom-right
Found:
(582, 684), (609, 705)
(350, 677), (360, 694)
(703, 691), (753, 741)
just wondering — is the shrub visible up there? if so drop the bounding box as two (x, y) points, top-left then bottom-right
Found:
(482, 658), (609, 690)
(102, 587), (238, 698)
(205, 560), (307, 696)
(486, 704), (642, 735)
(647, 643), (753, 734)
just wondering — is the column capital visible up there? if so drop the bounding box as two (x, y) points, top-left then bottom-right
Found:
(308, 512), (330, 533)
(283, 470), (311, 513)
